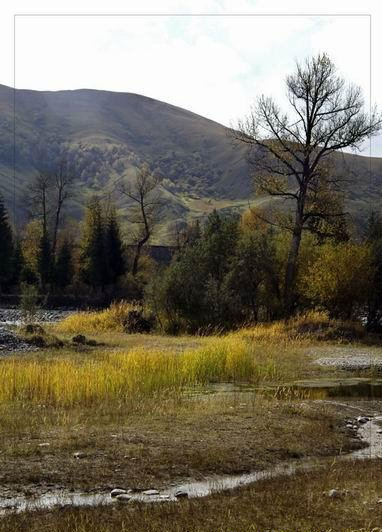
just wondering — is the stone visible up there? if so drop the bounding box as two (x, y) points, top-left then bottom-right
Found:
(142, 489), (160, 496)
(73, 451), (86, 459)
(357, 416), (370, 424)
(327, 488), (345, 499)
(110, 488), (127, 498)
(116, 493), (131, 502)
(175, 490), (189, 499)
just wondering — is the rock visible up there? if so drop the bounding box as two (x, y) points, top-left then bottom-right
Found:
(73, 451), (86, 459)
(116, 493), (131, 502)
(175, 490), (189, 499)
(38, 442), (50, 447)
(357, 416), (370, 424)
(72, 334), (87, 345)
(110, 488), (127, 498)
(376, 429), (382, 434)
(327, 488), (346, 499)
(142, 489), (160, 496)
(377, 499), (382, 504)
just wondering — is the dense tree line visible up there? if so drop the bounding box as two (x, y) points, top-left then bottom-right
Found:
(1, 187), (382, 331)
(149, 209), (382, 332)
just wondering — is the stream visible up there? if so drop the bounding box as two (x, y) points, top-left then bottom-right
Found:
(0, 411), (381, 515)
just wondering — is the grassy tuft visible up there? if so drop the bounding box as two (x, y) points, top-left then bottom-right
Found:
(55, 301), (141, 334)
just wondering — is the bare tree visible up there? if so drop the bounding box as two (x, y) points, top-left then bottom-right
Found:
(234, 53), (381, 314)
(28, 173), (51, 235)
(28, 156), (74, 257)
(119, 164), (161, 276)
(51, 159), (74, 257)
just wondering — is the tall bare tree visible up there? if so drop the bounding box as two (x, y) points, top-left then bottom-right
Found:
(51, 159), (74, 257)
(28, 173), (51, 235)
(119, 164), (161, 276)
(234, 53), (381, 314)
(28, 157), (74, 257)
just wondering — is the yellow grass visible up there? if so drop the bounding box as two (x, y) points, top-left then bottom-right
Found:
(55, 301), (139, 334)
(0, 330), (306, 408)
(6, 310), (352, 410)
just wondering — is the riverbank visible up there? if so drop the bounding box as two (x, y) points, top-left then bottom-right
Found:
(0, 314), (381, 529)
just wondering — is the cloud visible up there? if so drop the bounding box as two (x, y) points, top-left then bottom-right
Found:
(0, 0), (380, 154)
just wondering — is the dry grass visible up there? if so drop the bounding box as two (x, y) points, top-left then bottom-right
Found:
(1, 459), (380, 531)
(55, 301), (140, 334)
(245, 311), (365, 344)
(0, 396), (355, 492)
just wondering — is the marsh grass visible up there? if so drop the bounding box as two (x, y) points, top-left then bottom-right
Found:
(0, 328), (309, 408)
(55, 301), (140, 334)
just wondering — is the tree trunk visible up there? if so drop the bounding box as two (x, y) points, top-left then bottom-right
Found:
(283, 206), (304, 316)
(132, 236), (149, 276)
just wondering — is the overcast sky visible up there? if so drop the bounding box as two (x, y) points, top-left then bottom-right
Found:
(1, 0), (382, 156)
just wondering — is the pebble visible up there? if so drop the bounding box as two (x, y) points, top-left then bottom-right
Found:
(357, 416), (370, 424)
(110, 489), (128, 498)
(327, 488), (347, 499)
(116, 493), (131, 502)
(73, 452), (86, 459)
(175, 490), (189, 499)
(142, 489), (160, 496)
(0, 327), (34, 353)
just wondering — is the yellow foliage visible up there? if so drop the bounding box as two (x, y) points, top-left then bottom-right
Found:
(300, 242), (374, 315)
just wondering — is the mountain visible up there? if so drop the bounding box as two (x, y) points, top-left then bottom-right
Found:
(0, 84), (381, 243)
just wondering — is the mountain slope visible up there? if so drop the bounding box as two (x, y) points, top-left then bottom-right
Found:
(0, 84), (381, 242)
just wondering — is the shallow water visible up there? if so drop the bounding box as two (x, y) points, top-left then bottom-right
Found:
(1, 413), (381, 515)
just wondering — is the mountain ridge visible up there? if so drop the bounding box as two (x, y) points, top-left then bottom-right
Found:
(0, 84), (381, 243)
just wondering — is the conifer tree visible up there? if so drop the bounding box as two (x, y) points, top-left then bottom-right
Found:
(79, 197), (108, 289)
(366, 211), (382, 330)
(9, 239), (25, 288)
(37, 231), (52, 291)
(0, 196), (14, 292)
(54, 239), (74, 289)
(105, 208), (126, 284)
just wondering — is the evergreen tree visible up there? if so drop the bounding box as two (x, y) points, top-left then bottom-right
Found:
(54, 239), (74, 289)
(105, 208), (125, 284)
(9, 239), (25, 288)
(37, 231), (52, 290)
(79, 197), (108, 289)
(0, 196), (14, 292)
(366, 211), (382, 330)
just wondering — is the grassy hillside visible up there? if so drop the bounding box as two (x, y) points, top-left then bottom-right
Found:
(0, 84), (381, 242)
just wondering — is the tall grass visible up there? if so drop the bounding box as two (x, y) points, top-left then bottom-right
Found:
(55, 301), (140, 334)
(4, 311), (350, 409)
(0, 332), (300, 408)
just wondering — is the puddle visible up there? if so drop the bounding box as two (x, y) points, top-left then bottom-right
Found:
(195, 379), (382, 400)
(1, 413), (381, 515)
(290, 379), (382, 398)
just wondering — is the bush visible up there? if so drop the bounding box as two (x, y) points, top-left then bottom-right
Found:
(19, 283), (40, 323)
(300, 242), (374, 319)
(123, 309), (155, 334)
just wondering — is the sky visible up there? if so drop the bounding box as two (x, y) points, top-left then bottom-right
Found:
(1, 0), (382, 156)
